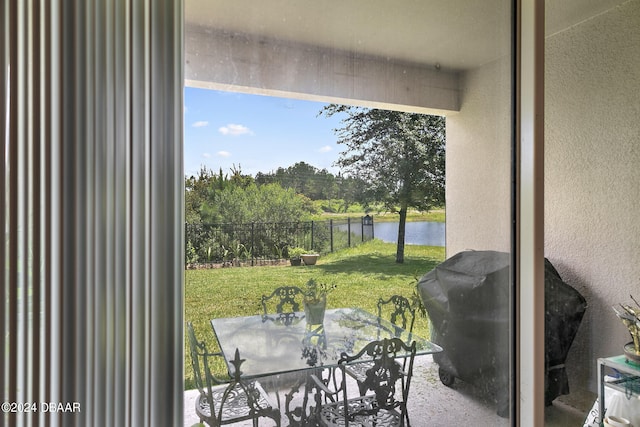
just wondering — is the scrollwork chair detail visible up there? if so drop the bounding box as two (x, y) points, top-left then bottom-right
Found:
(311, 337), (417, 427)
(378, 295), (416, 334)
(345, 295), (416, 395)
(187, 322), (281, 426)
(260, 286), (305, 326)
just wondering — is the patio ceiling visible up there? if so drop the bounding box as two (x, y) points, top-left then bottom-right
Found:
(185, 0), (626, 72)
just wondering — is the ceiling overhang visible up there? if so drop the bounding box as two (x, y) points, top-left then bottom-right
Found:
(185, 0), (627, 111)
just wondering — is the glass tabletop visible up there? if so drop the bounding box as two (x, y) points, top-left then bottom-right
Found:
(211, 307), (442, 379)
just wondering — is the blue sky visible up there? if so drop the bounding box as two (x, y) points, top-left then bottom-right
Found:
(183, 87), (345, 178)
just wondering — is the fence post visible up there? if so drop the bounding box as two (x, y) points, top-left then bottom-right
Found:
(311, 220), (314, 251)
(251, 222), (255, 266)
(371, 216), (374, 239)
(347, 217), (351, 247)
(329, 219), (334, 253)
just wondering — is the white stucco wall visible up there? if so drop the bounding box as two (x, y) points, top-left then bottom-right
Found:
(545, 0), (640, 391)
(445, 57), (513, 257)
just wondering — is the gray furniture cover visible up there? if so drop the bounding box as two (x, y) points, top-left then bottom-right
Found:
(417, 250), (586, 417)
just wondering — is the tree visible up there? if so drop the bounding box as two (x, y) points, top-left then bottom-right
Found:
(255, 161), (339, 200)
(335, 173), (367, 213)
(320, 105), (445, 263)
(185, 165), (309, 225)
(228, 163), (254, 189)
(185, 166), (226, 224)
(216, 183), (308, 224)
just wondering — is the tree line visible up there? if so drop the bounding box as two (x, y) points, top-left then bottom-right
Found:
(185, 162), (367, 226)
(256, 162), (366, 207)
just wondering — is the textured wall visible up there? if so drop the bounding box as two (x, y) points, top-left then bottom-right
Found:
(545, 0), (640, 391)
(445, 57), (513, 257)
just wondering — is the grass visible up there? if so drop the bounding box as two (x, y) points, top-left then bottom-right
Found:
(184, 239), (445, 390)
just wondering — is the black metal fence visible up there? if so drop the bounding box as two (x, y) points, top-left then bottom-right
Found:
(185, 216), (374, 266)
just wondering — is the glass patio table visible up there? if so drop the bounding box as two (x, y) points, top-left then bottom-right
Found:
(210, 307), (442, 379)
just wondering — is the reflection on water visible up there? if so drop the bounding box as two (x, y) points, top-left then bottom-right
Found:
(374, 221), (445, 246)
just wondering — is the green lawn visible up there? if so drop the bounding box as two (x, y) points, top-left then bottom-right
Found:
(184, 239), (445, 389)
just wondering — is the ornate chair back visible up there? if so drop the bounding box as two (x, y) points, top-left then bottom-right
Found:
(186, 322), (280, 426)
(261, 286), (305, 325)
(336, 338), (417, 425)
(187, 322), (226, 395)
(377, 295), (416, 335)
(342, 295), (417, 398)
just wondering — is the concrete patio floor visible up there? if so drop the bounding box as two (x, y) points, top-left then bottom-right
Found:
(184, 355), (593, 426)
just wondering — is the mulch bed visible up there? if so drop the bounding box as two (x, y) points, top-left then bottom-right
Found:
(186, 259), (290, 269)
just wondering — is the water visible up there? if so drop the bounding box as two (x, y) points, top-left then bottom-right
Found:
(373, 221), (445, 246)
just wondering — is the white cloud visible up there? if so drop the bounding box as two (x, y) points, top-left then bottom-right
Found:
(202, 153), (211, 158)
(217, 151), (231, 158)
(192, 121), (209, 128)
(318, 145), (333, 153)
(218, 123), (253, 136)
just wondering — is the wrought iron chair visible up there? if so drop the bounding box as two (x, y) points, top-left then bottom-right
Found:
(310, 337), (417, 427)
(260, 286), (306, 326)
(345, 295), (416, 395)
(377, 295), (416, 335)
(187, 322), (281, 426)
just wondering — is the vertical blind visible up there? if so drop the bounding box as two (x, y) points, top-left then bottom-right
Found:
(2, 1), (184, 426)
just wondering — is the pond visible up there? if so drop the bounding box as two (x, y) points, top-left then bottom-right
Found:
(374, 221), (445, 247)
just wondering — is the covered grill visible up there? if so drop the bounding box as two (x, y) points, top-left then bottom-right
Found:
(417, 250), (586, 416)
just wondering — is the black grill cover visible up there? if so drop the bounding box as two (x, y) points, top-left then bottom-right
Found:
(417, 250), (586, 415)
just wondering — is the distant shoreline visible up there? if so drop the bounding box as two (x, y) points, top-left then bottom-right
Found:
(315, 209), (445, 223)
